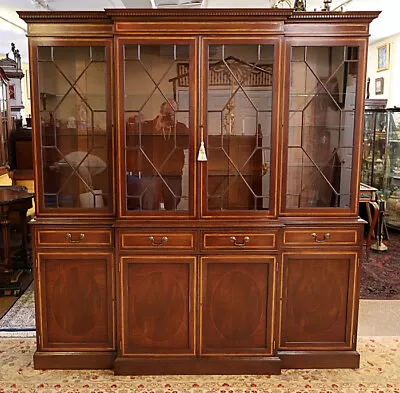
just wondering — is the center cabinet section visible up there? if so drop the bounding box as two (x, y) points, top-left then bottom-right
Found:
(21, 9), (379, 375)
(200, 256), (276, 356)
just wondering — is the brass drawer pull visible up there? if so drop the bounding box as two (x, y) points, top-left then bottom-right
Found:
(230, 236), (250, 246)
(148, 236), (168, 246)
(65, 233), (85, 243)
(311, 232), (330, 243)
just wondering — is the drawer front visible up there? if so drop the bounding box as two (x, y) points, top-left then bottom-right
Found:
(283, 228), (358, 247)
(36, 229), (113, 247)
(202, 232), (276, 250)
(120, 232), (195, 250)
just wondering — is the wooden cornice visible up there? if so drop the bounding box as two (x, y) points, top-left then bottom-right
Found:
(105, 8), (293, 21)
(287, 11), (381, 23)
(17, 9), (380, 25)
(17, 11), (112, 24)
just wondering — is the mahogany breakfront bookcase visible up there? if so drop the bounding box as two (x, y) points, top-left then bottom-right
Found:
(19, 9), (379, 375)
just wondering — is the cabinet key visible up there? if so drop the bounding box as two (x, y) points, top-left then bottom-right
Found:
(65, 233), (85, 243)
(148, 236), (168, 246)
(311, 232), (330, 243)
(230, 236), (250, 246)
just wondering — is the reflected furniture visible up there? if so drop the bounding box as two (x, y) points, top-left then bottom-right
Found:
(0, 186), (33, 295)
(385, 108), (400, 229)
(359, 183), (379, 250)
(361, 102), (400, 230)
(0, 67), (11, 173)
(19, 9), (379, 375)
(361, 99), (387, 189)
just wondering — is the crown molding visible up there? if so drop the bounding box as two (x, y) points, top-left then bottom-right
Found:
(105, 8), (294, 20)
(287, 11), (381, 23)
(17, 11), (111, 24)
(17, 9), (381, 24)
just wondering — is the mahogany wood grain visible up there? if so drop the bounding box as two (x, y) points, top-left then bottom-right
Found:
(279, 252), (357, 350)
(283, 228), (358, 247)
(278, 350), (360, 369)
(120, 256), (195, 355)
(202, 232), (276, 250)
(36, 229), (113, 247)
(18, 9), (378, 374)
(119, 231), (195, 250)
(200, 256), (275, 355)
(114, 356), (282, 375)
(34, 351), (116, 370)
(36, 252), (114, 350)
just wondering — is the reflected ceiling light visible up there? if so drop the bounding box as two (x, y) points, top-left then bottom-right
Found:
(30, 0), (51, 10)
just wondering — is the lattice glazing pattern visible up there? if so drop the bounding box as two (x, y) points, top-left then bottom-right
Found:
(206, 44), (274, 211)
(286, 46), (359, 209)
(38, 46), (109, 209)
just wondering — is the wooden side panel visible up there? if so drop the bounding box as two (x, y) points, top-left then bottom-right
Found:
(279, 252), (357, 349)
(37, 252), (114, 350)
(121, 256), (195, 355)
(200, 256), (275, 355)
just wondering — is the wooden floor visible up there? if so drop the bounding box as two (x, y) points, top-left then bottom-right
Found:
(0, 296), (18, 318)
(0, 272), (33, 318)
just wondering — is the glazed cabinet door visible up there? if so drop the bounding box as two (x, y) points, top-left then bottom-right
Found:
(279, 252), (358, 350)
(200, 38), (281, 218)
(120, 256), (196, 355)
(36, 251), (114, 350)
(117, 38), (197, 218)
(31, 40), (114, 215)
(200, 256), (276, 355)
(281, 39), (367, 215)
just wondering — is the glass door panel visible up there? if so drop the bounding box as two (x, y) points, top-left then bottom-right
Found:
(286, 45), (359, 210)
(204, 43), (275, 213)
(123, 42), (192, 214)
(37, 45), (111, 210)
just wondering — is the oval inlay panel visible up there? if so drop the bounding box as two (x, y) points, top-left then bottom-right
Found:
(291, 274), (343, 334)
(133, 272), (185, 342)
(211, 271), (262, 340)
(51, 267), (101, 336)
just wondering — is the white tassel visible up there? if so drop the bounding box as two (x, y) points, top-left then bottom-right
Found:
(197, 141), (207, 161)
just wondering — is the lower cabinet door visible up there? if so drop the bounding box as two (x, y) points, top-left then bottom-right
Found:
(120, 256), (196, 355)
(200, 256), (276, 356)
(36, 251), (114, 350)
(279, 251), (358, 350)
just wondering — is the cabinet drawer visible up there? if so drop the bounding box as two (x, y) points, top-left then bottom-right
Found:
(119, 232), (195, 250)
(36, 229), (113, 247)
(202, 232), (276, 250)
(283, 228), (358, 247)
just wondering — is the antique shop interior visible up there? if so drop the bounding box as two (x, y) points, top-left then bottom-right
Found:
(0, 0), (399, 389)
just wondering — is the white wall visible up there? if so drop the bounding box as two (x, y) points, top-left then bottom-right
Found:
(367, 33), (400, 107)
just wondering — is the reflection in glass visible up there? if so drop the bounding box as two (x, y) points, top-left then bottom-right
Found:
(0, 70), (10, 168)
(206, 44), (274, 211)
(124, 44), (190, 212)
(286, 46), (359, 208)
(38, 46), (109, 209)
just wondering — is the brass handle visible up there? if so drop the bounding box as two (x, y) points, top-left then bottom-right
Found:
(230, 236), (250, 247)
(311, 232), (330, 243)
(65, 233), (85, 243)
(148, 236), (168, 246)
